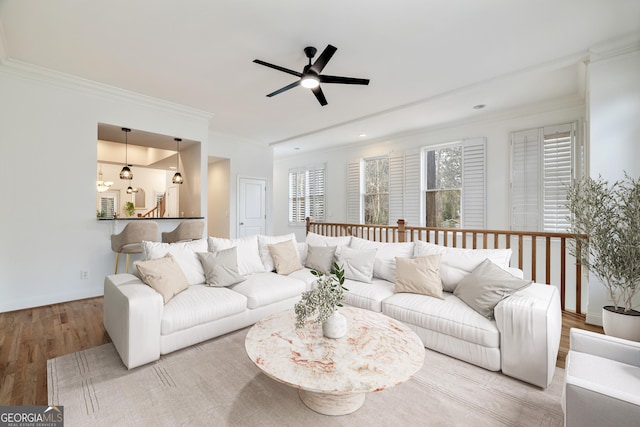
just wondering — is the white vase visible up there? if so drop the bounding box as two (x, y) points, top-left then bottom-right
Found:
(602, 306), (640, 342)
(322, 309), (347, 339)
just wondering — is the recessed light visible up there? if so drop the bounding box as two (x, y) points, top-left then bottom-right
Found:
(293, 147), (300, 151)
(473, 104), (486, 110)
(359, 133), (367, 137)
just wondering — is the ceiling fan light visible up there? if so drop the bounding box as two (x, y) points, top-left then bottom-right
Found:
(172, 172), (183, 184)
(301, 75), (319, 89)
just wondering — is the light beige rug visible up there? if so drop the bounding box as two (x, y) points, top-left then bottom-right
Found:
(48, 328), (564, 426)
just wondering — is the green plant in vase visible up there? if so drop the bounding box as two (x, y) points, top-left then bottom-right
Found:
(124, 201), (135, 217)
(295, 263), (348, 329)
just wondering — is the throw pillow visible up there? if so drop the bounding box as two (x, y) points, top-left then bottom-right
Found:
(135, 253), (189, 304)
(337, 246), (376, 283)
(142, 239), (208, 285)
(395, 255), (443, 299)
(268, 240), (304, 275)
(305, 231), (352, 248)
(257, 233), (297, 271)
(414, 241), (513, 292)
(208, 235), (266, 275)
(454, 258), (532, 319)
(197, 247), (246, 287)
(349, 237), (415, 282)
(305, 245), (337, 274)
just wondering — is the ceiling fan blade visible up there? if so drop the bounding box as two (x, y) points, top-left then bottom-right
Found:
(309, 44), (337, 74)
(253, 59), (302, 78)
(266, 80), (301, 97)
(311, 86), (328, 106)
(320, 75), (370, 85)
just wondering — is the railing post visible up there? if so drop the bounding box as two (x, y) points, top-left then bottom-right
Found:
(305, 217), (311, 236)
(397, 219), (406, 243)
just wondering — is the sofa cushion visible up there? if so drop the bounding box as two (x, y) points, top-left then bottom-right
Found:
(395, 255), (443, 299)
(454, 259), (531, 319)
(349, 237), (415, 282)
(229, 272), (305, 309)
(287, 268), (318, 290)
(343, 278), (395, 312)
(161, 285), (248, 335)
(197, 247), (245, 287)
(337, 246), (376, 283)
(142, 239), (208, 285)
(208, 235), (266, 275)
(258, 233), (297, 272)
(382, 292), (500, 348)
(134, 253), (190, 304)
(305, 231), (352, 248)
(268, 240), (304, 275)
(413, 241), (512, 292)
(304, 245), (336, 274)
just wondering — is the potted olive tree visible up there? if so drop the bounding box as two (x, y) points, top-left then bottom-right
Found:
(566, 173), (640, 341)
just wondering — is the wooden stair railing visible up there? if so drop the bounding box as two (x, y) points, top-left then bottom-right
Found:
(306, 217), (587, 314)
(142, 193), (166, 218)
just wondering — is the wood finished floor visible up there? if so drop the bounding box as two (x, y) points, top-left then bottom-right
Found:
(0, 297), (602, 406)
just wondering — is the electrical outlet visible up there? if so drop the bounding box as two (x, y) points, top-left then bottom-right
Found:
(80, 270), (89, 280)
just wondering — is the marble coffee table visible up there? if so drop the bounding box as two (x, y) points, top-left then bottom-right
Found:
(245, 306), (425, 416)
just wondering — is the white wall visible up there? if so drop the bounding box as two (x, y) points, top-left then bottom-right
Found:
(0, 63), (210, 312)
(273, 98), (586, 243)
(586, 49), (640, 325)
(207, 132), (273, 238)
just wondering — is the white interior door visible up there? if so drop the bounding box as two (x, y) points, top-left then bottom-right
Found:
(238, 177), (266, 237)
(166, 185), (178, 217)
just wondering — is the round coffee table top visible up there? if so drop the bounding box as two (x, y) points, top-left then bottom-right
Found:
(245, 306), (425, 396)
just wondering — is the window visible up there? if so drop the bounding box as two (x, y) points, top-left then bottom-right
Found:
(288, 165), (325, 225)
(99, 191), (118, 218)
(510, 122), (578, 232)
(363, 157), (389, 225)
(424, 144), (462, 228)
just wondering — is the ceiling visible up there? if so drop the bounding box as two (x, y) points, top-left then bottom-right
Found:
(1, 1), (639, 157)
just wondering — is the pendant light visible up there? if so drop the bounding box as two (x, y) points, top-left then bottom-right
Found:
(172, 137), (184, 184)
(119, 128), (133, 180)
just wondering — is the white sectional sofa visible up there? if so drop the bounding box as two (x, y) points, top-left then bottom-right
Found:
(103, 231), (561, 388)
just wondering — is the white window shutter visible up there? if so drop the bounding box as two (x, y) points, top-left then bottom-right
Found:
(347, 161), (361, 223)
(511, 128), (541, 231)
(462, 138), (486, 229)
(403, 152), (421, 227)
(543, 123), (574, 232)
(388, 152), (405, 225)
(308, 167), (326, 222)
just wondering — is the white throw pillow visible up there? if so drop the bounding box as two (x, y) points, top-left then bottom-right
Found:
(414, 241), (512, 292)
(305, 231), (352, 248)
(257, 233), (297, 271)
(142, 239), (208, 285)
(349, 237), (415, 282)
(337, 246), (376, 283)
(208, 235), (266, 275)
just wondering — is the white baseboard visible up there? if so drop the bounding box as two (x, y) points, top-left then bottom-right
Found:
(0, 287), (104, 313)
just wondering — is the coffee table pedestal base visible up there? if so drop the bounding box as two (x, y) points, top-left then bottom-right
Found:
(298, 389), (366, 416)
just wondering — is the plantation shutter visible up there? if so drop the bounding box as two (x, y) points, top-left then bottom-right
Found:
(288, 169), (305, 224)
(307, 167), (326, 222)
(388, 152), (405, 225)
(511, 128), (541, 231)
(543, 123), (574, 232)
(403, 151), (421, 227)
(100, 195), (116, 217)
(347, 160), (361, 223)
(461, 138), (486, 229)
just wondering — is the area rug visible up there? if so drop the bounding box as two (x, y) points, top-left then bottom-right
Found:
(48, 328), (564, 426)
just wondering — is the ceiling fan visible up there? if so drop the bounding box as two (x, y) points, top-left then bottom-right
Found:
(253, 44), (370, 106)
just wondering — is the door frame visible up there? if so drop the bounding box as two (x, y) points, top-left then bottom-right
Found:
(237, 175), (268, 237)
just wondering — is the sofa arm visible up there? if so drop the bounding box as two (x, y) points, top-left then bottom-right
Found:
(570, 328), (640, 366)
(494, 283), (562, 388)
(104, 274), (163, 369)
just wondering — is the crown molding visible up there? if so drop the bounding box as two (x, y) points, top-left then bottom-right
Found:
(0, 58), (214, 121)
(588, 33), (640, 63)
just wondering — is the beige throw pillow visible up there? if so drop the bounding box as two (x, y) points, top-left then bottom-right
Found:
(268, 240), (304, 275)
(135, 253), (190, 304)
(395, 255), (443, 299)
(454, 258), (532, 319)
